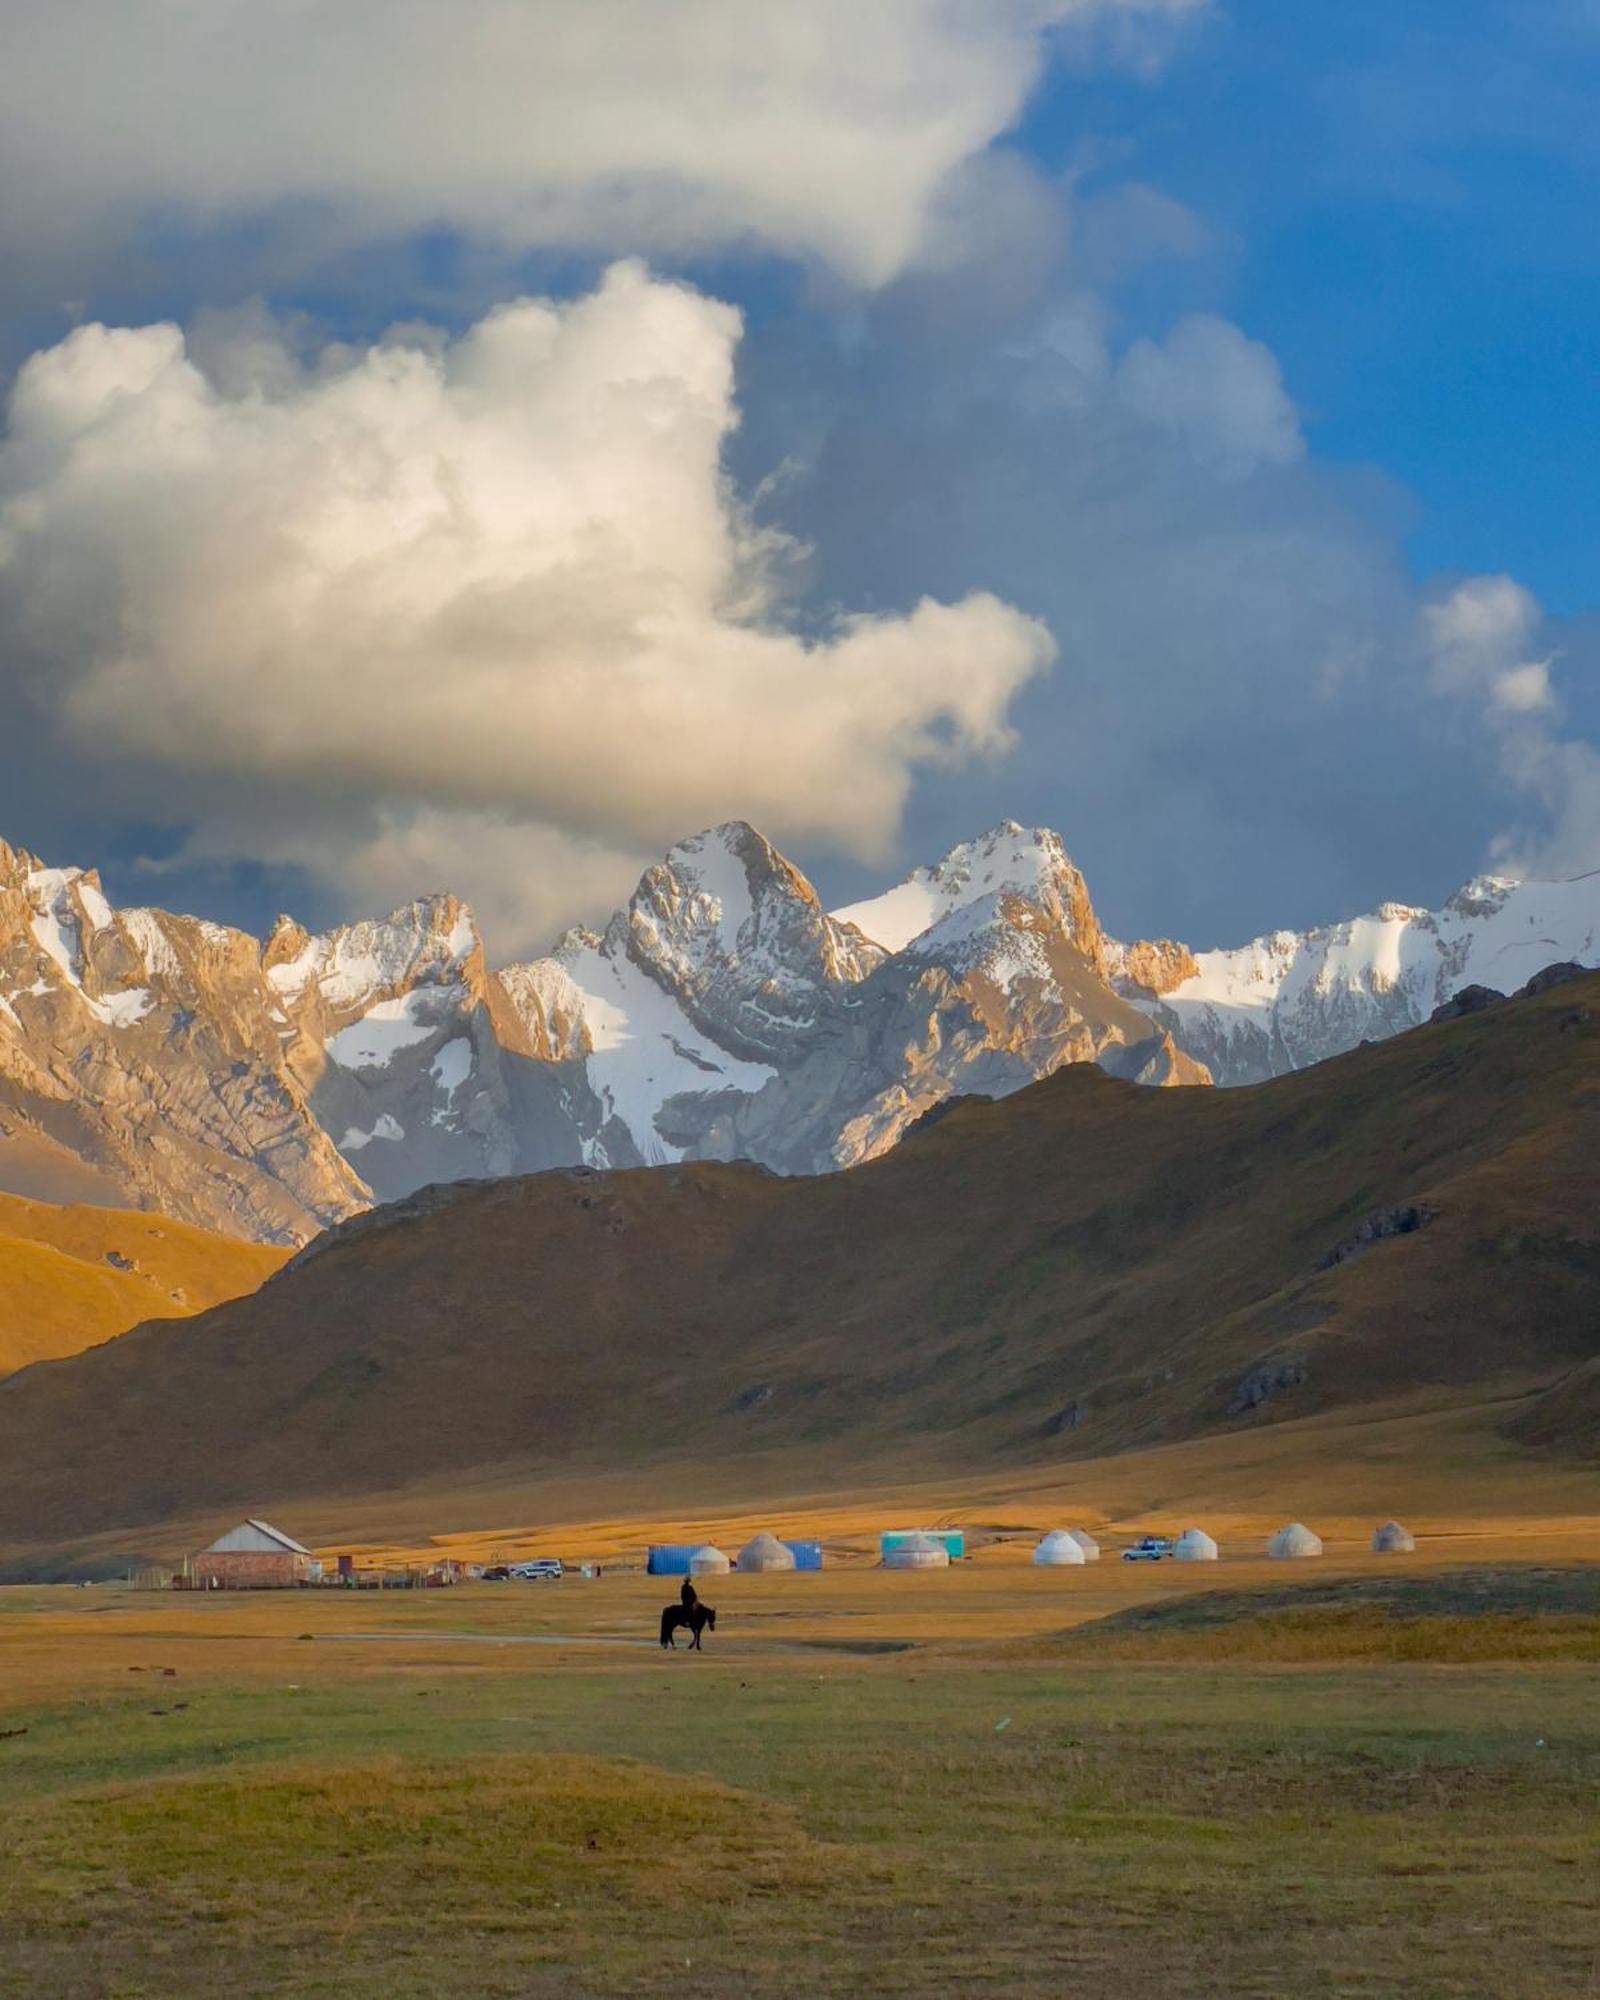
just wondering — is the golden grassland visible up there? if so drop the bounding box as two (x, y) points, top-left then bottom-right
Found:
(0, 1190), (287, 1378)
(3, 1531), (1599, 1997)
(44, 1380), (1594, 1584)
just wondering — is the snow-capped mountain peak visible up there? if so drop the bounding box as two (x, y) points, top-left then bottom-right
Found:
(1, 816), (1595, 1244)
(833, 821), (1099, 961)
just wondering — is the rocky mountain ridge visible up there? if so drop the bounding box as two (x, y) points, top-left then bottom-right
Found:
(1115, 869), (1600, 1083)
(0, 822), (1595, 1242)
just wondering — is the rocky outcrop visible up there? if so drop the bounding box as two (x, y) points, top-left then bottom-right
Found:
(1107, 938), (1199, 998)
(1314, 1202), (1437, 1272)
(1227, 1356), (1309, 1416)
(1430, 984), (1504, 1023)
(1516, 961), (1590, 999)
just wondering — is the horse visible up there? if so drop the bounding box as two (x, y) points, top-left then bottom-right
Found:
(659, 1600), (716, 1649)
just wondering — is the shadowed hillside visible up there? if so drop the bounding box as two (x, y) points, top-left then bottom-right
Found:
(1, 973), (1597, 1551)
(0, 1194), (287, 1379)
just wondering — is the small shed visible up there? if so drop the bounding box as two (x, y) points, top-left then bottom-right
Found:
(1267, 1522), (1323, 1560)
(186, 1519), (319, 1590)
(647, 1543), (700, 1576)
(880, 1528), (964, 1562)
(736, 1533), (796, 1573)
(1067, 1529), (1101, 1562)
(688, 1544), (731, 1575)
(782, 1539), (824, 1572)
(1174, 1527), (1219, 1562)
(883, 1532), (950, 1570)
(1033, 1529), (1086, 1567)
(1372, 1520), (1416, 1553)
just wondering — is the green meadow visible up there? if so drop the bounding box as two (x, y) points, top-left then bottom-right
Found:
(2, 1565), (1598, 1997)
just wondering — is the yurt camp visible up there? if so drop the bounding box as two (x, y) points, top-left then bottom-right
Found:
(1067, 1529), (1101, 1561)
(1032, 1529), (1086, 1567)
(1267, 1522), (1323, 1559)
(736, 1533), (796, 1573)
(688, 1544), (731, 1575)
(1372, 1520), (1416, 1553)
(1174, 1527), (1219, 1562)
(883, 1532), (950, 1570)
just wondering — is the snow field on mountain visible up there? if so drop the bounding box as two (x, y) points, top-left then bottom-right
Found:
(556, 934), (775, 1165)
(325, 991), (448, 1069)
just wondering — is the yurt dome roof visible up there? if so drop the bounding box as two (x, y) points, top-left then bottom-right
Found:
(884, 1531), (949, 1568)
(1267, 1522), (1323, 1558)
(736, 1533), (796, 1571)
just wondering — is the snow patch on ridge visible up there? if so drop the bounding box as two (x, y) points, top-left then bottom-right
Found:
(339, 1113), (405, 1152)
(121, 909), (183, 980)
(430, 1037), (474, 1097)
(326, 992), (444, 1069)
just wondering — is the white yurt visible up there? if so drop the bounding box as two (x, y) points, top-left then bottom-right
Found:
(883, 1532), (950, 1571)
(736, 1532), (796, 1573)
(688, 1544), (731, 1575)
(1371, 1520), (1416, 1554)
(1067, 1529), (1101, 1562)
(1267, 1522), (1323, 1559)
(1174, 1527), (1219, 1562)
(1032, 1530), (1087, 1567)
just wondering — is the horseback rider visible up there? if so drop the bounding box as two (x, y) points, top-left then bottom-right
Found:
(680, 1575), (699, 1613)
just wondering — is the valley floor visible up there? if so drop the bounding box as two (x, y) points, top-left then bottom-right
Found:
(2, 1547), (1598, 1997)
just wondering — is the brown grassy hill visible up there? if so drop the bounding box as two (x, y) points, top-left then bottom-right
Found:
(0, 972), (1597, 1552)
(0, 1193), (287, 1379)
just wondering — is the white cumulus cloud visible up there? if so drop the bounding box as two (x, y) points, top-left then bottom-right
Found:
(0, 262), (1052, 946)
(1424, 575), (1599, 879)
(1114, 315), (1304, 475)
(0, 0), (1199, 292)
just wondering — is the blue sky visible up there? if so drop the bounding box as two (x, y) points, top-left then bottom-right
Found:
(0, 1), (1594, 955)
(1029, 0), (1600, 610)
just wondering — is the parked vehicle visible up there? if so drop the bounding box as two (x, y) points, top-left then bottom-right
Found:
(481, 1565), (511, 1581)
(1121, 1536), (1175, 1562)
(511, 1558), (564, 1581)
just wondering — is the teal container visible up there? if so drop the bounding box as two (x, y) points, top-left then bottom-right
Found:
(879, 1529), (965, 1561)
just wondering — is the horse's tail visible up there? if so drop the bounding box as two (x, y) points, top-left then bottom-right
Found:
(658, 1606), (675, 1647)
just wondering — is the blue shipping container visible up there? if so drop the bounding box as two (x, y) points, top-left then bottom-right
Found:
(646, 1543), (699, 1576)
(782, 1540), (823, 1571)
(879, 1529), (965, 1561)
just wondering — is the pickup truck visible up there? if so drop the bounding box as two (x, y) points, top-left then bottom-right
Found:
(1120, 1536), (1175, 1562)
